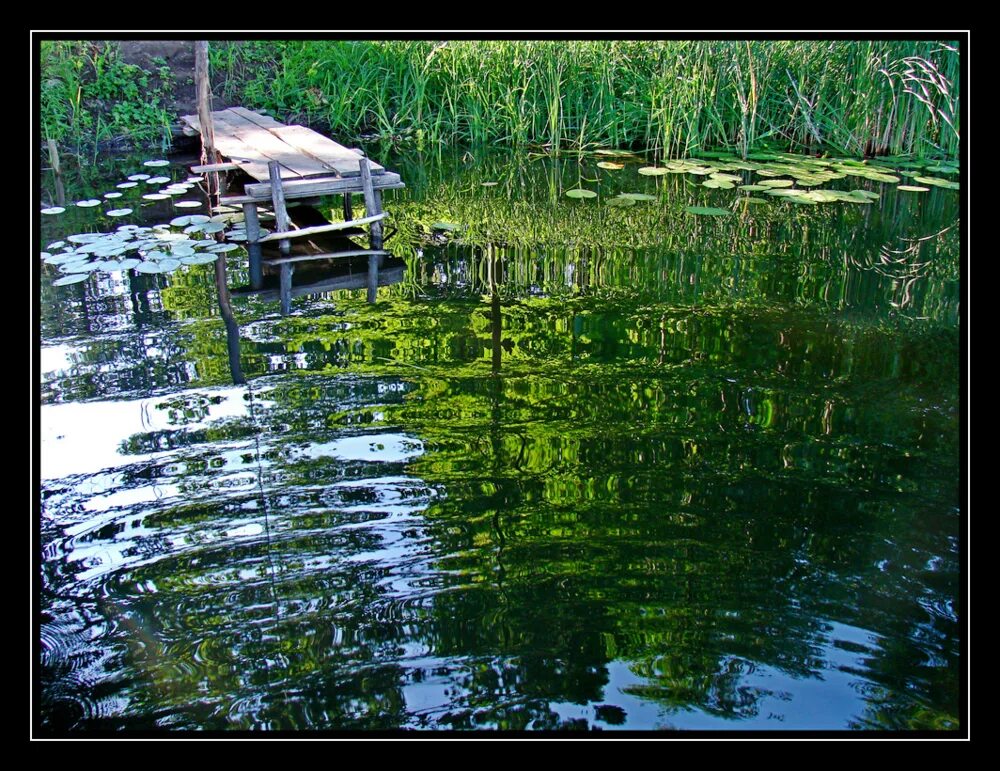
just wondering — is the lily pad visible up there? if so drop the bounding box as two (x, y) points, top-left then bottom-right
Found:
(607, 197), (636, 207)
(758, 179), (794, 188)
(684, 206), (731, 216)
(159, 258), (182, 272)
(619, 193), (657, 202)
(913, 176), (960, 190)
(702, 178), (735, 189)
(565, 189), (597, 199)
(637, 167), (669, 176)
(106, 208), (133, 217)
(41, 206), (66, 215)
(103, 192), (123, 199)
(119, 258), (140, 270)
(897, 185), (930, 192)
(143, 193), (170, 201)
(52, 273), (90, 286)
(76, 199), (102, 207)
(175, 201), (204, 208)
(145, 176), (171, 185)
(143, 159), (170, 167)
(117, 181), (139, 189)
(135, 261), (163, 274)
(597, 161), (625, 170)
(181, 253), (221, 265)
(127, 174), (150, 181)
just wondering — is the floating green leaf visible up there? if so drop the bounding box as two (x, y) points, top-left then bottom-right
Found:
(637, 167), (668, 176)
(913, 176), (960, 190)
(619, 193), (657, 201)
(106, 208), (133, 217)
(607, 197), (636, 207)
(597, 161), (625, 170)
(565, 189), (597, 199)
(41, 207), (65, 215)
(897, 185), (930, 192)
(143, 160), (170, 167)
(175, 201), (204, 208)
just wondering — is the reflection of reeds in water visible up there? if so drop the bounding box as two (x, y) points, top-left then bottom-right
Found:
(209, 40), (960, 158)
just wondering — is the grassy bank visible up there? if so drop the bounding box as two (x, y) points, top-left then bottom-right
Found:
(210, 39), (960, 158)
(40, 41), (175, 153)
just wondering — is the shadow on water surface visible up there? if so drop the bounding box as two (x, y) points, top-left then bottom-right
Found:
(39, 148), (961, 732)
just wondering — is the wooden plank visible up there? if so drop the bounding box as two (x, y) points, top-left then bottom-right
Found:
(181, 113), (285, 180)
(191, 162), (240, 173)
(258, 214), (387, 243)
(210, 110), (323, 178)
(183, 111), (302, 180)
(263, 249), (390, 266)
(227, 106), (286, 129)
(266, 126), (384, 177)
(242, 173), (404, 201)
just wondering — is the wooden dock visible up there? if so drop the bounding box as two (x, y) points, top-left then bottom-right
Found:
(180, 106), (404, 310)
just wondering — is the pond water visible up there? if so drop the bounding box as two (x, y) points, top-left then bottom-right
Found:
(37, 147), (962, 732)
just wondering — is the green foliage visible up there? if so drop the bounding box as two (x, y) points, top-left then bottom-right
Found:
(39, 40), (174, 151)
(210, 40), (960, 158)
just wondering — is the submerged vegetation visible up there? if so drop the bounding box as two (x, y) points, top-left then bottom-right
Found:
(210, 39), (960, 158)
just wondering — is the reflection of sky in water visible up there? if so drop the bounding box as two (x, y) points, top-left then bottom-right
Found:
(545, 620), (881, 730)
(40, 386), (251, 479)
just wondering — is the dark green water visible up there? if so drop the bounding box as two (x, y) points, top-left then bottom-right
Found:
(38, 148), (962, 731)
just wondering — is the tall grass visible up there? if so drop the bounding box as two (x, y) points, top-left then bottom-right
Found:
(211, 40), (960, 158)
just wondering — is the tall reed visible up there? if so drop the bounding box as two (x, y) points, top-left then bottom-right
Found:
(209, 40), (960, 159)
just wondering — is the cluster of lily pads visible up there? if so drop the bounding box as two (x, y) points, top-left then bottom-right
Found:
(40, 159), (206, 217)
(566, 150), (959, 215)
(40, 209), (271, 286)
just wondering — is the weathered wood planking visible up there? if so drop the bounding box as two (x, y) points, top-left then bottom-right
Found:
(211, 110), (334, 178)
(181, 113), (293, 179)
(180, 108), (384, 181)
(241, 173), (404, 201)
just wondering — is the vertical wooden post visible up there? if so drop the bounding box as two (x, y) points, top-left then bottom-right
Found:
(360, 157), (382, 303)
(280, 264), (293, 316)
(342, 192), (353, 221)
(243, 203), (263, 290)
(195, 41), (219, 198)
(268, 161), (293, 314)
(46, 138), (61, 176)
(359, 157), (383, 250)
(47, 138), (65, 206)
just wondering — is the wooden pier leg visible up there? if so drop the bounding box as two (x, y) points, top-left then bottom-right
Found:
(268, 161), (294, 314)
(367, 253), (379, 304)
(280, 264), (293, 316)
(343, 192), (353, 221)
(359, 157), (383, 251)
(243, 203), (263, 290)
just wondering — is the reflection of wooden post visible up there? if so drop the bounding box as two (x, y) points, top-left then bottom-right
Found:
(243, 203), (263, 289)
(214, 251), (245, 384)
(360, 157), (383, 303)
(195, 41), (219, 196)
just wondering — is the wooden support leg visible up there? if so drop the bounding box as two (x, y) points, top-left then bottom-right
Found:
(268, 161), (292, 257)
(243, 203), (263, 290)
(268, 161), (293, 314)
(359, 157), (383, 252)
(280, 263), (293, 316)
(367, 253), (379, 304)
(343, 192), (353, 221)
